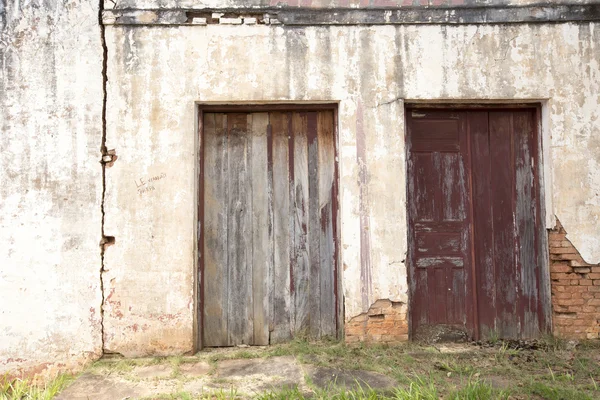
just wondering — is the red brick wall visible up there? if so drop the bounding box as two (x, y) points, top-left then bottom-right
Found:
(345, 299), (409, 343)
(550, 220), (600, 340)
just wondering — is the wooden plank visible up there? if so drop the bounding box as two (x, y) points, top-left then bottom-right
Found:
(440, 153), (466, 222)
(270, 112), (293, 344)
(413, 153), (437, 222)
(451, 268), (467, 326)
(307, 112), (321, 339)
(251, 113), (271, 345)
(202, 113), (229, 346)
(333, 108), (342, 339)
(317, 111), (336, 338)
(489, 111), (518, 339)
(413, 269), (428, 327)
(227, 113), (253, 345)
(468, 111), (497, 338)
(513, 110), (539, 338)
(445, 266), (457, 325)
(432, 267), (446, 324)
(292, 112), (310, 336)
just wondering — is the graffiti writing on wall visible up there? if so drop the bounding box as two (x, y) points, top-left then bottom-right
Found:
(135, 173), (167, 196)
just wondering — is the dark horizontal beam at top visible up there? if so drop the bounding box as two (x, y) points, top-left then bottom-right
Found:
(198, 103), (339, 112)
(102, 4), (600, 26)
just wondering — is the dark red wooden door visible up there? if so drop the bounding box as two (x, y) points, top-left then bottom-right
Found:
(407, 108), (547, 340)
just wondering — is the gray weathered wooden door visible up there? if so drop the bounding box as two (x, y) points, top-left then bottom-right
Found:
(202, 110), (338, 346)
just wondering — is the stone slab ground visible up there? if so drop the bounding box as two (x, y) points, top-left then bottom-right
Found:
(56, 352), (395, 399)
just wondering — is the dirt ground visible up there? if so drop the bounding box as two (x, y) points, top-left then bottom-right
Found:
(5, 337), (600, 399)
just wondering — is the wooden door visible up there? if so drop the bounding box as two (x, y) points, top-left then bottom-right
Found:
(202, 110), (338, 346)
(407, 108), (547, 340)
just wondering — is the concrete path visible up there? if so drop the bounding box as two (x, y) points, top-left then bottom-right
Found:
(56, 350), (397, 399)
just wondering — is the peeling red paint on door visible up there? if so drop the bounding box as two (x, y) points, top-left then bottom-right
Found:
(407, 107), (547, 340)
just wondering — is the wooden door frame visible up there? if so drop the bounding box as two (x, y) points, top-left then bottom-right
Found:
(194, 103), (342, 350)
(404, 103), (551, 340)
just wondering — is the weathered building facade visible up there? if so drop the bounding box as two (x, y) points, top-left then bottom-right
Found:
(1, 0), (600, 379)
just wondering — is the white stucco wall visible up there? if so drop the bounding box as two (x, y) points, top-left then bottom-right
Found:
(0, 1), (103, 378)
(104, 22), (599, 354)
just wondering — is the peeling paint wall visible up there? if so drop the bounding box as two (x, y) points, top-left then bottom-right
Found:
(104, 20), (600, 352)
(0, 0), (103, 378)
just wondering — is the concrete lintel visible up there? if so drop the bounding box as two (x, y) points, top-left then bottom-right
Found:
(102, 4), (600, 26)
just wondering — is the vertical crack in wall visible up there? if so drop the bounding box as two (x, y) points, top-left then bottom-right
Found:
(99, 0), (109, 354)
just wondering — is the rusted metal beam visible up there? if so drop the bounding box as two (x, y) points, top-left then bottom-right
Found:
(103, 4), (600, 26)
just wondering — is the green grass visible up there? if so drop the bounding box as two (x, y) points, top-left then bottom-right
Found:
(0, 374), (73, 400)
(527, 381), (594, 400)
(393, 376), (439, 400)
(255, 386), (306, 400)
(140, 387), (240, 400)
(448, 377), (510, 400)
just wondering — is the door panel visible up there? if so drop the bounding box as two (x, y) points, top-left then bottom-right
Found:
(250, 113), (271, 346)
(202, 113), (229, 347)
(408, 108), (546, 340)
(202, 110), (337, 346)
(226, 113), (253, 345)
(270, 112), (293, 344)
(407, 111), (472, 338)
(469, 111), (497, 338)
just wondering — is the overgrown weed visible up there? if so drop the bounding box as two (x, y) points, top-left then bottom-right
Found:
(0, 374), (72, 400)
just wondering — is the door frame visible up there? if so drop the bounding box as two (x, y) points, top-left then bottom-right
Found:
(194, 103), (342, 350)
(404, 103), (552, 340)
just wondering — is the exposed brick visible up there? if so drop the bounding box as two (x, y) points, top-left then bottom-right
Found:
(554, 318), (575, 326)
(557, 298), (585, 306)
(551, 264), (572, 273)
(551, 272), (579, 280)
(346, 299), (408, 344)
(551, 246), (578, 254)
(549, 232), (567, 241)
(555, 279), (574, 286)
(549, 219), (600, 341)
(553, 292), (572, 299)
(571, 260), (591, 267)
(561, 254), (585, 261)
(572, 267), (591, 273)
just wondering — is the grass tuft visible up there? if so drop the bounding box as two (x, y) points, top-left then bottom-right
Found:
(0, 374), (73, 400)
